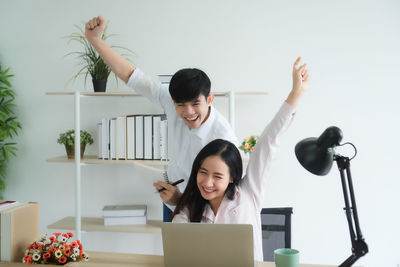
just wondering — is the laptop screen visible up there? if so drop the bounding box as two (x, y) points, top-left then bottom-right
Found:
(162, 223), (254, 267)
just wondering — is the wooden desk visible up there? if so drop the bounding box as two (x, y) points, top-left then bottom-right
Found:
(0, 251), (342, 267)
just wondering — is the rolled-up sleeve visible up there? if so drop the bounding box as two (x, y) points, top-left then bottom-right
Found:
(127, 68), (163, 107)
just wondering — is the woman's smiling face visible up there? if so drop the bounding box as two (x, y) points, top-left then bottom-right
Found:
(196, 155), (232, 212)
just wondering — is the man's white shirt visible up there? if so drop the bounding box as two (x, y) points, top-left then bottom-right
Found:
(127, 69), (238, 203)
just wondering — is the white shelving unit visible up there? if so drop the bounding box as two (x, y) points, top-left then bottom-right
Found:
(46, 90), (268, 240)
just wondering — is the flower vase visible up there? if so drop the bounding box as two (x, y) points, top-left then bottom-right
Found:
(65, 143), (86, 159)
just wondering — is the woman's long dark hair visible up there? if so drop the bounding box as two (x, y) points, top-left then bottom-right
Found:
(172, 139), (243, 222)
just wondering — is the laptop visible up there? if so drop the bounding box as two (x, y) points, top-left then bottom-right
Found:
(161, 223), (255, 267)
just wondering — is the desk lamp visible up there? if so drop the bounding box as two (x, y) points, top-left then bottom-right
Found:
(295, 126), (368, 267)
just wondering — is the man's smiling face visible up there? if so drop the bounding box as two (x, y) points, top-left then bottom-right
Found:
(173, 94), (214, 129)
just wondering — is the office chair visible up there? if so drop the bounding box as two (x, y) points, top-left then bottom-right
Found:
(260, 207), (293, 261)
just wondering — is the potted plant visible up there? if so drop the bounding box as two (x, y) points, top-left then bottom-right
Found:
(0, 61), (21, 199)
(239, 135), (259, 154)
(66, 23), (132, 92)
(57, 130), (94, 159)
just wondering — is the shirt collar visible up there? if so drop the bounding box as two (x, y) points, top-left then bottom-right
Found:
(202, 188), (241, 222)
(203, 203), (215, 222)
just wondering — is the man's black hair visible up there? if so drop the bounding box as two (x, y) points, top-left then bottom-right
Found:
(169, 68), (211, 103)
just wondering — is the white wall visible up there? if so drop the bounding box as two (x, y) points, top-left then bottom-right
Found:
(1, 0), (399, 266)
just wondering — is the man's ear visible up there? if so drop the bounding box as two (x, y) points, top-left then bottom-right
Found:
(207, 94), (214, 106)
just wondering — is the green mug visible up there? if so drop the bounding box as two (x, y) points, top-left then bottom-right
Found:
(274, 248), (299, 267)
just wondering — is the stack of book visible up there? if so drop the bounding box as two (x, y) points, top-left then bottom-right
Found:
(97, 74), (172, 161)
(102, 204), (147, 226)
(0, 201), (39, 262)
(98, 114), (168, 160)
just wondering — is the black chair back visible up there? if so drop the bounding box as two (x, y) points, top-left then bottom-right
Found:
(260, 207), (293, 261)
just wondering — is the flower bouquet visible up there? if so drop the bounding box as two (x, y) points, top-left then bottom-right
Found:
(239, 135), (259, 154)
(22, 232), (88, 265)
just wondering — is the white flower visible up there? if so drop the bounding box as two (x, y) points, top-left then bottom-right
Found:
(73, 247), (80, 255)
(60, 236), (67, 242)
(54, 250), (63, 258)
(32, 253), (40, 261)
(44, 239), (50, 245)
(71, 255), (77, 261)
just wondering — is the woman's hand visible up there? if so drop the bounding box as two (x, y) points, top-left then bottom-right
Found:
(286, 57), (310, 108)
(292, 56), (310, 94)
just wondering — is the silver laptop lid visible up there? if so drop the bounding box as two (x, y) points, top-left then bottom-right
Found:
(162, 223), (254, 267)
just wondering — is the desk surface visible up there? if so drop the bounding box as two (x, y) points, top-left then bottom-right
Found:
(0, 251), (344, 267)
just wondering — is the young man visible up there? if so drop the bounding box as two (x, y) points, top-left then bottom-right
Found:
(85, 16), (238, 221)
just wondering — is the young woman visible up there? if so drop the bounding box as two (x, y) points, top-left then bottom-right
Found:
(171, 57), (310, 262)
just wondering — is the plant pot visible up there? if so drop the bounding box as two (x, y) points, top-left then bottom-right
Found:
(65, 143), (86, 159)
(92, 79), (107, 92)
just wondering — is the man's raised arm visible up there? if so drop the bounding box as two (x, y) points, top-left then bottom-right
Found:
(85, 15), (135, 83)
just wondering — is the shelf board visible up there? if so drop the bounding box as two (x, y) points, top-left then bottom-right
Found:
(47, 155), (248, 169)
(46, 91), (269, 97)
(47, 155), (168, 173)
(47, 155), (168, 165)
(48, 216), (162, 234)
(46, 92), (141, 96)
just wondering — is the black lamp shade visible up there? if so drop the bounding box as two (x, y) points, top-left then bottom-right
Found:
(295, 126), (343, 176)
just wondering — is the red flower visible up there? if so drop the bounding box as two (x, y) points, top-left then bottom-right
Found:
(24, 255), (32, 264)
(58, 256), (67, 264)
(250, 146), (254, 152)
(64, 248), (71, 256)
(43, 252), (51, 259)
(62, 233), (69, 238)
(49, 247), (56, 253)
(64, 243), (70, 248)
(67, 232), (74, 238)
(53, 232), (61, 237)
(49, 236), (56, 242)
(70, 241), (78, 248)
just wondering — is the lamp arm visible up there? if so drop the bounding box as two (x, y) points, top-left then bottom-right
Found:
(336, 156), (368, 267)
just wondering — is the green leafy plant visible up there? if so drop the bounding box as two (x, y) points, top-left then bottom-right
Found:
(57, 130), (94, 147)
(0, 61), (21, 198)
(57, 130), (94, 159)
(66, 23), (133, 86)
(239, 135), (258, 154)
